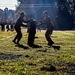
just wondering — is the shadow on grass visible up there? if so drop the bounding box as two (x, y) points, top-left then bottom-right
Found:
(52, 46), (60, 50)
(36, 50), (47, 52)
(40, 62), (75, 75)
(15, 44), (29, 49)
(55, 62), (75, 75)
(40, 65), (57, 72)
(31, 44), (42, 48)
(0, 53), (22, 60)
(48, 45), (60, 51)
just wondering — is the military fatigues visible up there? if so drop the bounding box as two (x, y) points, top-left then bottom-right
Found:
(13, 16), (29, 44)
(43, 16), (54, 46)
(27, 19), (36, 46)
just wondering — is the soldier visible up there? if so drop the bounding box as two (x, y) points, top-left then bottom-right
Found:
(41, 10), (54, 46)
(27, 18), (37, 47)
(13, 12), (29, 45)
(39, 10), (60, 50)
(1, 21), (5, 31)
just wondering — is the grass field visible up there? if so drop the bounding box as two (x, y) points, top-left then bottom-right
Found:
(0, 29), (75, 75)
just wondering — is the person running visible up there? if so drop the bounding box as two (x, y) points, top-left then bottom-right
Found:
(40, 10), (54, 46)
(13, 12), (29, 45)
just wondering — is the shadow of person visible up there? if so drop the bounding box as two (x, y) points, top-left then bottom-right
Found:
(15, 44), (29, 49)
(34, 36), (38, 39)
(30, 44), (42, 48)
(52, 46), (60, 50)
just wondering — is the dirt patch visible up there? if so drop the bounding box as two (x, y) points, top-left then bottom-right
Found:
(0, 53), (22, 60)
(55, 62), (75, 75)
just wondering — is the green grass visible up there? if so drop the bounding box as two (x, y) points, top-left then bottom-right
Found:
(0, 29), (75, 75)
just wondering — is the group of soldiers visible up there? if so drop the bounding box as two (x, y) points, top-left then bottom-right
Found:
(0, 22), (15, 31)
(13, 10), (57, 49)
(0, 10), (60, 49)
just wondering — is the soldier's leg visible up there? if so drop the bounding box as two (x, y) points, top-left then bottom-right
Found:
(31, 34), (35, 45)
(2, 25), (4, 31)
(7, 25), (10, 31)
(45, 30), (54, 46)
(28, 33), (34, 46)
(13, 34), (18, 42)
(17, 30), (22, 44)
(13, 29), (18, 43)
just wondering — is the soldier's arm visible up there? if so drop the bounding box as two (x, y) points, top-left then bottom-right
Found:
(23, 19), (30, 23)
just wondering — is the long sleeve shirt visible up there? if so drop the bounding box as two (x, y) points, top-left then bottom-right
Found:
(43, 16), (54, 29)
(15, 16), (29, 28)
